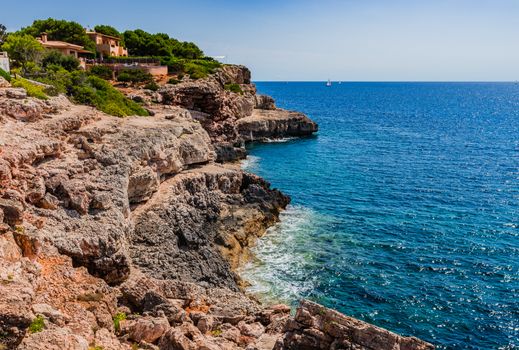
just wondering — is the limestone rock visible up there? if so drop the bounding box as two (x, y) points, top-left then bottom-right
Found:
(196, 314), (216, 334)
(238, 321), (265, 338)
(121, 316), (170, 343)
(237, 109), (318, 142)
(254, 95), (276, 110)
(158, 65), (317, 161)
(274, 300), (434, 350)
(0, 63), (432, 350)
(0, 76), (11, 88)
(0, 198), (24, 225)
(129, 165), (289, 290)
(5, 88), (27, 99)
(17, 327), (90, 350)
(94, 328), (129, 350)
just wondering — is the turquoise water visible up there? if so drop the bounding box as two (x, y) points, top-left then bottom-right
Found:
(240, 82), (519, 349)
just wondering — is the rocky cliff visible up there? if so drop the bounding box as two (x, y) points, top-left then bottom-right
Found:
(157, 66), (317, 161)
(0, 70), (432, 350)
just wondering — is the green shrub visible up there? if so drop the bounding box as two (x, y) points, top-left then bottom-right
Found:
(70, 74), (148, 117)
(11, 78), (48, 99)
(116, 72), (131, 82)
(0, 68), (11, 82)
(144, 81), (159, 91)
(113, 312), (126, 333)
(34, 65), (72, 94)
(167, 78), (180, 85)
(183, 59), (221, 79)
(116, 68), (153, 83)
(161, 56), (184, 74)
(211, 328), (222, 337)
(161, 57), (221, 79)
(71, 84), (98, 104)
(224, 83), (243, 94)
(19, 18), (96, 53)
(89, 65), (113, 80)
(123, 29), (203, 58)
(28, 315), (45, 333)
(1, 34), (44, 74)
(42, 50), (79, 71)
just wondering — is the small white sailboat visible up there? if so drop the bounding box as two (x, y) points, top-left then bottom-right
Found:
(326, 79), (332, 87)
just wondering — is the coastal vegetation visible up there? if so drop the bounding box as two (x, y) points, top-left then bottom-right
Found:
(18, 18), (96, 52)
(116, 68), (153, 84)
(112, 312), (126, 333)
(94, 24), (124, 44)
(0, 68), (10, 82)
(42, 49), (80, 71)
(88, 65), (113, 80)
(224, 83), (243, 94)
(0, 18), (222, 117)
(0, 24), (7, 44)
(1, 34), (43, 75)
(10, 77), (48, 99)
(28, 315), (45, 334)
(163, 56), (221, 79)
(0, 20), (149, 116)
(70, 74), (149, 116)
(122, 29), (202, 59)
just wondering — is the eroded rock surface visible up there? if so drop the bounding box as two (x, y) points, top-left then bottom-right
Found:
(130, 165), (288, 290)
(0, 68), (433, 350)
(237, 109), (318, 142)
(275, 300), (434, 350)
(159, 65), (318, 161)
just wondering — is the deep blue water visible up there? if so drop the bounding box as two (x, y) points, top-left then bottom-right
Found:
(240, 82), (519, 349)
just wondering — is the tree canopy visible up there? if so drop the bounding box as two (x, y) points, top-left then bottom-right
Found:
(94, 25), (124, 45)
(0, 24), (7, 44)
(123, 29), (203, 59)
(19, 18), (96, 52)
(1, 34), (44, 74)
(94, 25), (122, 38)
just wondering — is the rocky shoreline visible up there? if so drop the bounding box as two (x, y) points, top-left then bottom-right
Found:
(0, 66), (433, 349)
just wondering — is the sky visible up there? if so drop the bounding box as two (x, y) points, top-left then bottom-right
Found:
(2, 0), (519, 81)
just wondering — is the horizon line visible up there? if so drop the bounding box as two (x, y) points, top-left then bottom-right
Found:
(253, 80), (519, 83)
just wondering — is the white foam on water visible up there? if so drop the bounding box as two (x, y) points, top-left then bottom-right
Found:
(239, 205), (328, 305)
(240, 155), (260, 172)
(263, 137), (297, 143)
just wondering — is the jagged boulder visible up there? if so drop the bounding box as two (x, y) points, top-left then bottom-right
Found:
(237, 109), (318, 142)
(275, 300), (434, 350)
(0, 76), (11, 88)
(255, 94), (276, 110)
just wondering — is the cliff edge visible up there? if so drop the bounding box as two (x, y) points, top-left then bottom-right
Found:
(0, 70), (432, 350)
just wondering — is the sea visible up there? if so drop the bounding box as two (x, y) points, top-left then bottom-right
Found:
(239, 82), (519, 350)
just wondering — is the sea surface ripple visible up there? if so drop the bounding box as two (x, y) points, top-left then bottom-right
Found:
(240, 82), (519, 350)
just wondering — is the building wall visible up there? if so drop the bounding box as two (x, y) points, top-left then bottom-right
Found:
(0, 57), (9, 73)
(145, 66), (168, 76)
(88, 33), (128, 58)
(112, 64), (168, 77)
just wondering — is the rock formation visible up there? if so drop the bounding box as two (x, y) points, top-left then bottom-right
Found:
(0, 67), (433, 350)
(158, 65), (318, 161)
(275, 301), (433, 350)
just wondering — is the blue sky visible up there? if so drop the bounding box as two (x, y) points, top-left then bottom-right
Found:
(3, 0), (518, 81)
